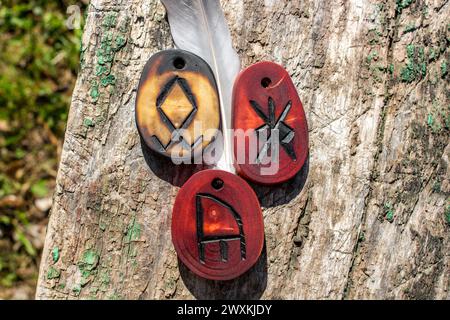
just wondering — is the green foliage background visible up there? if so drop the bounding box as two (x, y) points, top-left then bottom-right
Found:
(0, 0), (86, 298)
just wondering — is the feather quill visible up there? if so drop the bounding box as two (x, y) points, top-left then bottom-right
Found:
(161, 0), (240, 172)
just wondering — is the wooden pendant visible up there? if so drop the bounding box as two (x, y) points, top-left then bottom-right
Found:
(172, 170), (264, 281)
(232, 61), (309, 184)
(136, 49), (221, 159)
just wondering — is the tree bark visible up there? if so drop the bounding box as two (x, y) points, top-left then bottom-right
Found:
(36, 0), (449, 299)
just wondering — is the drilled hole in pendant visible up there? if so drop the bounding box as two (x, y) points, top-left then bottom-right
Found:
(173, 57), (186, 69)
(211, 178), (224, 190)
(261, 77), (272, 88)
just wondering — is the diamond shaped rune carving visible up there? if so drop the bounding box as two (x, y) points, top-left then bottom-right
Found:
(152, 76), (199, 151)
(160, 83), (192, 128)
(156, 76), (197, 129)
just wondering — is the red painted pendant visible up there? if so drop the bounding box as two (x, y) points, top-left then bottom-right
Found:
(172, 170), (264, 280)
(232, 61), (308, 184)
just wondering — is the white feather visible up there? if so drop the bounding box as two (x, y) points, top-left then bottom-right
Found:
(161, 0), (240, 172)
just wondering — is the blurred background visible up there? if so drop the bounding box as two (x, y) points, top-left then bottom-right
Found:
(0, 0), (87, 299)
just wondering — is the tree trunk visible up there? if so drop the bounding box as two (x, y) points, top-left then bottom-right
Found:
(36, 0), (449, 299)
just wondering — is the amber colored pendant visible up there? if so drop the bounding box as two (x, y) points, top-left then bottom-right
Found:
(136, 49), (221, 159)
(171, 170), (264, 280)
(232, 61), (309, 185)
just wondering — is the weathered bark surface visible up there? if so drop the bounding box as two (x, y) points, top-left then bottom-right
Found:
(36, 0), (449, 299)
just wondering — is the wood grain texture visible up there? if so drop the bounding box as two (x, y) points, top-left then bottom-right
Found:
(37, 0), (449, 299)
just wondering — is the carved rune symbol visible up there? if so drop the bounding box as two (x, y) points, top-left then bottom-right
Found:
(152, 76), (202, 152)
(196, 194), (246, 263)
(249, 97), (296, 163)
